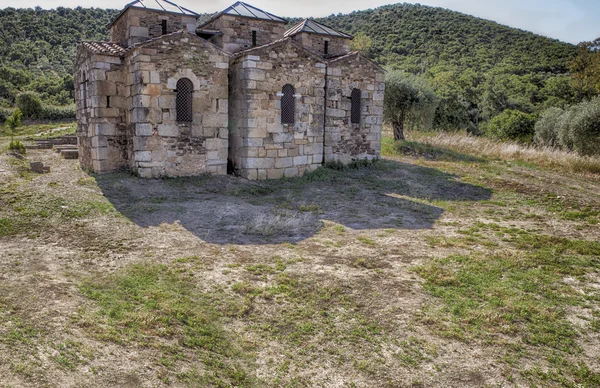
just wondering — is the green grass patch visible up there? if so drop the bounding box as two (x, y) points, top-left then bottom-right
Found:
(414, 230), (600, 385)
(382, 138), (486, 163)
(78, 263), (254, 386)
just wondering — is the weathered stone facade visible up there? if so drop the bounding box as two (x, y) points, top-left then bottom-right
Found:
(75, 1), (385, 180)
(199, 15), (286, 54)
(109, 8), (197, 48)
(229, 39), (326, 179)
(325, 53), (385, 163)
(290, 33), (351, 58)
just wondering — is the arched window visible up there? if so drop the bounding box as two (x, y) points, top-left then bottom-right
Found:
(351, 88), (361, 124)
(281, 84), (295, 125)
(176, 78), (193, 123)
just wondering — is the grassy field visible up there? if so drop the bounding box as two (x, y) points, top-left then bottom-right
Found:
(1, 124), (600, 387)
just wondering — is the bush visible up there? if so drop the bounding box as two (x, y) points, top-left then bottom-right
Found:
(16, 91), (43, 119)
(487, 109), (537, 142)
(534, 107), (564, 147)
(40, 104), (76, 120)
(8, 140), (26, 154)
(569, 98), (600, 156)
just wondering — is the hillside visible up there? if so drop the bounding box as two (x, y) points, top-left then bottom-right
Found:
(319, 4), (577, 74)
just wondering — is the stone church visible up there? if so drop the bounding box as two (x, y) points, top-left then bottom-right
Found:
(75, 0), (385, 179)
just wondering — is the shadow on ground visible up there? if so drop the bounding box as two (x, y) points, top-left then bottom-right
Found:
(95, 159), (492, 244)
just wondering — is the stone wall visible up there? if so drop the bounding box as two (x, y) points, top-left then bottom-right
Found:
(74, 49), (127, 173)
(124, 31), (230, 178)
(201, 15), (286, 54)
(325, 53), (385, 163)
(110, 8), (197, 48)
(291, 32), (351, 58)
(229, 39), (326, 180)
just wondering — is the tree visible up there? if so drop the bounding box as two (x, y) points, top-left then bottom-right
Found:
(350, 32), (373, 56)
(5, 108), (22, 142)
(569, 38), (600, 101)
(384, 70), (439, 140)
(486, 109), (537, 143)
(534, 107), (564, 147)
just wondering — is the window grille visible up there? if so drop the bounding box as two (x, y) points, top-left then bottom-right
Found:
(252, 30), (257, 47)
(162, 20), (167, 35)
(176, 78), (193, 123)
(281, 84), (295, 124)
(351, 88), (361, 124)
(324, 40), (329, 56)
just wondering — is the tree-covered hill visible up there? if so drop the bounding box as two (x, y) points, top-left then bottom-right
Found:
(318, 4), (577, 75)
(0, 7), (119, 106)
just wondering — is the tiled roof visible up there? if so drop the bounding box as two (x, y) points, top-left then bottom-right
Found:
(82, 41), (127, 56)
(108, 0), (199, 28)
(285, 19), (353, 39)
(199, 2), (287, 28)
(123, 0), (198, 16)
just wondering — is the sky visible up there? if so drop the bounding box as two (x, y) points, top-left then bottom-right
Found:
(1, 0), (598, 44)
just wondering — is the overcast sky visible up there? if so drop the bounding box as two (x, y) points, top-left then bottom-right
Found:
(1, 0), (598, 44)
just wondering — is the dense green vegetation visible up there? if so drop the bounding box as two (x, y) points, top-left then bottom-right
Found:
(0, 7), (118, 111)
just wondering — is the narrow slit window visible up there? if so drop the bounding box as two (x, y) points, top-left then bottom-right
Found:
(324, 40), (329, 56)
(251, 30), (257, 47)
(281, 84), (295, 125)
(81, 71), (87, 110)
(161, 20), (167, 35)
(351, 88), (361, 124)
(176, 78), (193, 123)
(106, 96), (111, 108)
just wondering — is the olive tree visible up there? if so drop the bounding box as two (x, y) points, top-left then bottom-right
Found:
(384, 70), (439, 140)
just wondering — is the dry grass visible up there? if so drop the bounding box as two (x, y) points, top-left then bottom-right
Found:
(407, 131), (600, 176)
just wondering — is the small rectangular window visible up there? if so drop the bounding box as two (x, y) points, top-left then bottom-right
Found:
(106, 96), (111, 108)
(161, 20), (167, 35)
(252, 30), (257, 47)
(324, 40), (329, 56)
(351, 88), (361, 124)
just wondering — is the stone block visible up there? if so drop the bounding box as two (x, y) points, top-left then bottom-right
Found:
(157, 124), (179, 137)
(293, 155), (308, 166)
(267, 169), (284, 180)
(246, 68), (265, 81)
(273, 132), (294, 143)
(244, 157), (274, 169)
(150, 71), (161, 84)
(135, 151), (152, 162)
(275, 157), (293, 168)
(136, 123), (154, 137)
(284, 167), (299, 177)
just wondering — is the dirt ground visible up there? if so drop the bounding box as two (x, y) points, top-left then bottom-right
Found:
(1, 136), (599, 387)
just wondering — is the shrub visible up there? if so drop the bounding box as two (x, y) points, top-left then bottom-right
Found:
(16, 91), (43, 119)
(40, 104), (76, 120)
(556, 106), (578, 150)
(487, 109), (537, 142)
(569, 98), (600, 156)
(8, 140), (26, 154)
(534, 107), (564, 148)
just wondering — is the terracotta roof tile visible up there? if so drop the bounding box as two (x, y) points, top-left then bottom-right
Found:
(82, 41), (127, 56)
